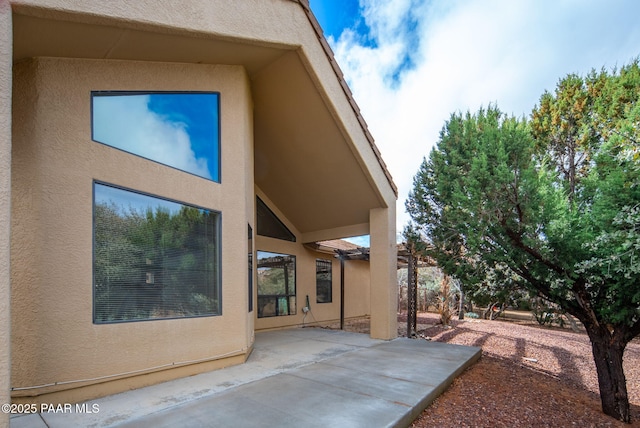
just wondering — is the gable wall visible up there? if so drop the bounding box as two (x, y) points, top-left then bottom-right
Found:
(10, 57), (254, 403)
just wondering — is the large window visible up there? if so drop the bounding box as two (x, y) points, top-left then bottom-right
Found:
(92, 92), (220, 182)
(316, 259), (332, 303)
(257, 251), (296, 318)
(93, 182), (221, 323)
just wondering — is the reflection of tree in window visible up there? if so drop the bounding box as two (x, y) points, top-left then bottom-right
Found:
(256, 252), (296, 318)
(316, 259), (332, 303)
(93, 183), (220, 323)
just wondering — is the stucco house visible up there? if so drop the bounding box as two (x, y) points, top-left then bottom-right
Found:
(0, 0), (398, 416)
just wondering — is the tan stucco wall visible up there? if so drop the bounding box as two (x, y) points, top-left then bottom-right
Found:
(343, 260), (371, 319)
(254, 190), (371, 331)
(369, 205), (398, 340)
(11, 0), (397, 207)
(10, 57), (254, 403)
(11, 0), (305, 47)
(0, 4), (12, 428)
(245, 90), (256, 350)
(254, 241), (372, 331)
(4, 0), (398, 411)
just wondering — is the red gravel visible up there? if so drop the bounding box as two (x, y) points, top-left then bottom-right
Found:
(407, 313), (640, 427)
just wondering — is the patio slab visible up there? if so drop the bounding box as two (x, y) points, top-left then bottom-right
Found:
(10, 328), (481, 428)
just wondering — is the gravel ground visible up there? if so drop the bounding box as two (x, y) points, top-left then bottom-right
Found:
(338, 313), (640, 426)
(407, 313), (640, 427)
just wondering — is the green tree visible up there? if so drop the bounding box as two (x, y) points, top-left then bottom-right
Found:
(94, 201), (219, 321)
(406, 61), (640, 421)
(531, 62), (640, 422)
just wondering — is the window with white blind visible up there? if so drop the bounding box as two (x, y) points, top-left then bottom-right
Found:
(93, 182), (221, 323)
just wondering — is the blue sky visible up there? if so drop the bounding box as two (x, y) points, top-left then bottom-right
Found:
(309, 0), (640, 245)
(310, 0), (361, 41)
(147, 93), (219, 174)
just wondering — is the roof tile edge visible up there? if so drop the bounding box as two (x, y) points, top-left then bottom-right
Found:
(290, 0), (398, 197)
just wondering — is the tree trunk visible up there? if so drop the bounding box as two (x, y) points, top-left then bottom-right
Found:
(588, 328), (630, 423)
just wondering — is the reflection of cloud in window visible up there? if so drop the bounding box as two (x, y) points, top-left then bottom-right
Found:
(93, 95), (212, 180)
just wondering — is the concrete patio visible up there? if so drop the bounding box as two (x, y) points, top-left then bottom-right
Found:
(11, 328), (481, 428)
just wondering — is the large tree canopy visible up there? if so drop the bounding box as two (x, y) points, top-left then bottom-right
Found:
(406, 60), (640, 422)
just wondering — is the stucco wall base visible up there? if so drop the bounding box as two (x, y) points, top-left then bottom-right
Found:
(11, 350), (250, 406)
(254, 316), (369, 333)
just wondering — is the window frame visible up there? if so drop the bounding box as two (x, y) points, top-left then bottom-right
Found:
(256, 251), (296, 318)
(248, 224), (254, 313)
(92, 181), (222, 324)
(315, 258), (333, 304)
(256, 196), (296, 242)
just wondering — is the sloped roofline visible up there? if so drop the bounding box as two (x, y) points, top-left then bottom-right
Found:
(290, 0), (398, 197)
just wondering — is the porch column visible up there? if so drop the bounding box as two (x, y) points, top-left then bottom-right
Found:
(369, 206), (397, 340)
(0, 4), (12, 427)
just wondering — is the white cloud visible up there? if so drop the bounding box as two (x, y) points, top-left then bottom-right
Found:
(330, 0), (640, 237)
(92, 95), (212, 180)
(360, 0), (414, 47)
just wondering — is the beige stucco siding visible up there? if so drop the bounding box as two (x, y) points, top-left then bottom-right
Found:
(254, 190), (371, 331)
(11, 57), (254, 401)
(369, 206), (398, 339)
(4, 0), (399, 412)
(343, 260), (371, 319)
(11, 0), (306, 48)
(254, 238), (372, 332)
(0, 3), (12, 427)
(12, 0), (397, 209)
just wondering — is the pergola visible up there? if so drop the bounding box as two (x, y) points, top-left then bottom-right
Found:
(309, 241), (437, 336)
